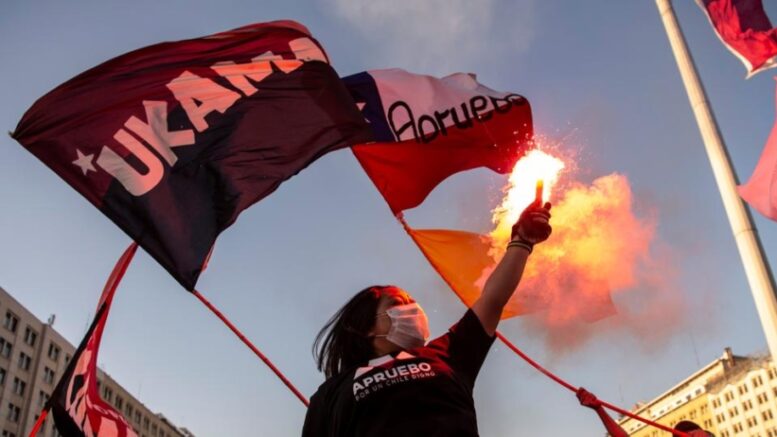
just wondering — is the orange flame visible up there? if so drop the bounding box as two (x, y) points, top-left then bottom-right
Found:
(490, 149), (565, 252)
(483, 147), (683, 351)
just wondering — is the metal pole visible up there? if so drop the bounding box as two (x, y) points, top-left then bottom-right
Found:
(656, 0), (777, 362)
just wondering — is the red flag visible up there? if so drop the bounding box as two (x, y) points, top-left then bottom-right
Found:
(48, 244), (139, 437)
(13, 21), (371, 290)
(739, 78), (777, 220)
(697, 0), (777, 77)
(344, 69), (532, 214)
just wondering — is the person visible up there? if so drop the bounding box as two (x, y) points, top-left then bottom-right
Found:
(301, 197), (553, 436)
(577, 388), (715, 437)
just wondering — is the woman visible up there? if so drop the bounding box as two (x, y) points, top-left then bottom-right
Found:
(302, 199), (552, 436)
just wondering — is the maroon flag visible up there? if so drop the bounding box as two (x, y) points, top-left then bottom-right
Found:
(47, 244), (138, 437)
(697, 0), (777, 77)
(739, 78), (777, 220)
(13, 21), (371, 290)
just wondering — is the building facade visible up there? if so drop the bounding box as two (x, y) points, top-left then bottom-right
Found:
(0, 287), (190, 437)
(618, 348), (777, 437)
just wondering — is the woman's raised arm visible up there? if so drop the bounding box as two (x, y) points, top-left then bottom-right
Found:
(472, 198), (551, 335)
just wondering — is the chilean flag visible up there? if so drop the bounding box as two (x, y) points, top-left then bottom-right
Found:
(697, 0), (777, 77)
(344, 69), (533, 215)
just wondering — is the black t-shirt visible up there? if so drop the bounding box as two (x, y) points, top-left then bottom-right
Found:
(302, 309), (496, 437)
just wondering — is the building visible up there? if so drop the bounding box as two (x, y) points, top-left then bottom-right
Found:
(0, 286), (192, 437)
(618, 348), (777, 436)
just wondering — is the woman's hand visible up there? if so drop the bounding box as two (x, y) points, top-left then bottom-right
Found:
(511, 200), (552, 248)
(576, 388), (603, 410)
(472, 200), (553, 335)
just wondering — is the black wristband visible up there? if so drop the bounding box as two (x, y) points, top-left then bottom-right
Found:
(507, 240), (533, 253)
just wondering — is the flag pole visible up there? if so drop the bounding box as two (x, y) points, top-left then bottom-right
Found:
(655, 0), (777, 362)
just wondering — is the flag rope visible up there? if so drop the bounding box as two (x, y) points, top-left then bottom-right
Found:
(495, 332), (688, 436)
(394, 214), (688, 436)
(192, 290), (310, 407)
(27, 408), (48, 437)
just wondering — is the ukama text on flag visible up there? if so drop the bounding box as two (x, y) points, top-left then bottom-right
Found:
(13, 21), (372, 290)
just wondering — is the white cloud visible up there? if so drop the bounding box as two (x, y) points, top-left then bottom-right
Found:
(323, 0), (536, 74)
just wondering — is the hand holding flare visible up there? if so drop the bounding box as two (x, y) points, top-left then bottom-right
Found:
(510, 179), (553, 250)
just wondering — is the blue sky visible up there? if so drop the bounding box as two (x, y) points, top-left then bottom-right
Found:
(2, 0), (777, 435)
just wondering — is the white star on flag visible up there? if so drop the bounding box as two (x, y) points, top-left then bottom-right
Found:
(356, 102), (370, 123)
(72, 149), (96, 175)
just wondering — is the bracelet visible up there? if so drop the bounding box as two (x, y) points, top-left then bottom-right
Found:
(507, 240), (533, 253)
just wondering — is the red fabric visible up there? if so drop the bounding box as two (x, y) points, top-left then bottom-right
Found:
(739, 77), (777, 220)
(352, 103), (532, 215)
(49, 244), (138, 437)
(698, 0), (777, 76)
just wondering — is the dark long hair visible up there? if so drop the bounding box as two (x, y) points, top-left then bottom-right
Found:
(313, 286), (389, 378)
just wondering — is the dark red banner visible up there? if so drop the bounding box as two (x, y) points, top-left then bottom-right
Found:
(14, 21), (372, 290)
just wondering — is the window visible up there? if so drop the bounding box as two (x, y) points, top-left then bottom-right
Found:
(48, 343), (60, 361)
(115, 396), (123, 410)
(23, 327), (36, 347)
(769, 368), (776, 380)
(765, 410), (775, 421)
(759, 393), (769, 404)
(64, 354), (71, 365)
(17, 352), (31, 371)
(2, 431), (16, 437)
(0, 368), (6, 385)
(125, 403), (132, 417)
(144, 417), (150, 430)
(6, 403), (19, 422)
(103, 386), (113, 403)
(43, 367), (55, 384)
(38, 391), (49, 407)
(134, 410), (141, 423)
(0, 338), (12, 358)
(11, 378), (25, 396)
(3, 313), (17, 333)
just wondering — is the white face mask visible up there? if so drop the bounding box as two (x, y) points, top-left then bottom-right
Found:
(375, 303), (430, 350)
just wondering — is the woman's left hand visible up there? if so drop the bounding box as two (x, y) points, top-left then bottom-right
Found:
(511, 201), (552, 247)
